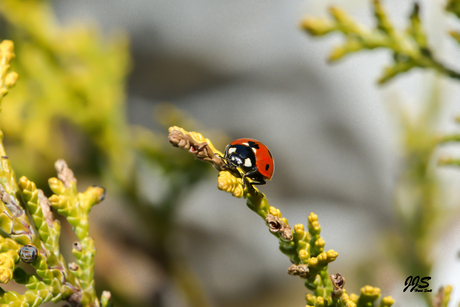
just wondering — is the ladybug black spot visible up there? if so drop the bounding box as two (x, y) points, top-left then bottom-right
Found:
(265, 164), (269, 171)
(247, 141), (259, 149)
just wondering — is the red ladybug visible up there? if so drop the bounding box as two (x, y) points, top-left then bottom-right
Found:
(223, 138), (274, 186)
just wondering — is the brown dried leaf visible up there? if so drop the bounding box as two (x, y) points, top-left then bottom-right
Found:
(55, 159), (76, 187)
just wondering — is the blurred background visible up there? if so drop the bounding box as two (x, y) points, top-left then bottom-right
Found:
(0, 0), (460, 306)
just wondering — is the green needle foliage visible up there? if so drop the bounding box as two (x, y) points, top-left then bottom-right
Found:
(0, 2), (216, 305)
(0, 40), (112, 307)
(301, 0), (460, 84)
(302, 1), (460, 306)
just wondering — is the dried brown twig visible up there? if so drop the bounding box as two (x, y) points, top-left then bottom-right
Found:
(168, 126), (226, 171)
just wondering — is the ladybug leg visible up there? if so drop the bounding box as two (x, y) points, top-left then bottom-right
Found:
(220, 155), (232, 171)
(248, 178), (266, 186)
(245, 177), (266, 189)
(241, 169), (265, 188)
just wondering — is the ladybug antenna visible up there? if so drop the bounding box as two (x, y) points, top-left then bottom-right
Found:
(221, 156), (230, 170)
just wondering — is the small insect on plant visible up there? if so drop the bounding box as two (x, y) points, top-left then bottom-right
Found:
(168, 126), (395, 307)
(222, 138), (275, 187)
(18, 244), (39, 263)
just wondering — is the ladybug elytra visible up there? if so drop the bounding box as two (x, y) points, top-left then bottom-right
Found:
(223, 138), (274, 186)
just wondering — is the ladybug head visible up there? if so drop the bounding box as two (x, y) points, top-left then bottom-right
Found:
(224, 144), (256, 171)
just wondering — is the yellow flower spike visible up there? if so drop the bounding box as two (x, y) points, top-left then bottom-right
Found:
(317, 252), (327, 262)
(269, 206), (281, 218)
(326, 250), (339, 261)
(315, 238), (325, 248)
(0, 40), (17, 105)
(217, 171), (243, 198)
(305, 293), (316, 305)
(0, 250), (17, 284)
(80, 185), (106, 212)
(4, 71), (18, 89)
(48, 177), (66, 196)
(300, 17), (337, 36)
(48, 194), (68, 211)
(299, 249), (309, 262)
(308, 256), (318, 267)
(349, 293), (359, 303)
(310, 221), (321, 232)
(328, 42), (363, 62)
(295, 224), (305, 232)
(341, 293), (357, 307)
(362, 285), (380, 296)
(0, 237), (20, 285)
(48, 194), (60, 208)
(380, 296), (395, 307)
(357, 285), (381, 305)
(308, 212), (321, 234)
(315, 296), (325, 307)
(294, 223), (310, 251)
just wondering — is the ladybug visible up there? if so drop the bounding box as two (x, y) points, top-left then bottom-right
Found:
(223, 138), (274, 186)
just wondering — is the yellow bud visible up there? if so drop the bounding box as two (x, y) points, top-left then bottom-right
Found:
(361, 285), (380, 298)
(18, 176), (30, 191)
(299, 249), (308, 260)
(363, 285), (373, 293)
(381, 296), (395, 306)
(0, 40), (14, 53)
(311, 221), (320, 231)
(300, 18), (336, 36)
(328, 46), (348, 62)
(295, 224), (305, 232)
(305, 293), (315, 304)
(48, 194), (63, 210)
(269, 206), (281, 218)
(315, 238), (325, 247)
(233, 185), (243, 198)
(49, 177), (66, 194)
(349, 293), (359, 302)
(217, 171), (243, 198)
(326, 250), (338, 260)
(5, 72), (18, 88)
